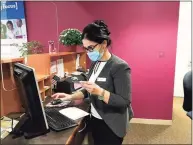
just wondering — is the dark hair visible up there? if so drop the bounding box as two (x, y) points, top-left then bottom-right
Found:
(17, 19), (22, 23)
(82, 20), (112, 46)
(6, 21), (13, 26)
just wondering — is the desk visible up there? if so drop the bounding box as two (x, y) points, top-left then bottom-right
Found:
(1, 98), (90, 145)
(1, 55), (88, 144)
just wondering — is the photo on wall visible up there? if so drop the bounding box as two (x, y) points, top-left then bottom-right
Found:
(1, 0), (27, 58)
(1, 19), (27, 39)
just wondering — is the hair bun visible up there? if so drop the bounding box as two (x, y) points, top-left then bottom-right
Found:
(93, 20), (111, 36)
(106, 31), (111, 35)
(93, 20), (107, 28)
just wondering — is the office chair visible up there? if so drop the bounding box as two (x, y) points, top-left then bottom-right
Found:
(183, 71), (192, 119)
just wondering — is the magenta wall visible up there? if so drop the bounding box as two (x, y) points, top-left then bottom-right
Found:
(25, 2), (179, 120)
(25, 2), (93, 52)
(79, 2), (179, 120)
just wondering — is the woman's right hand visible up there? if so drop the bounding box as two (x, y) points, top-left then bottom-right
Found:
(51, 93), (72, 101)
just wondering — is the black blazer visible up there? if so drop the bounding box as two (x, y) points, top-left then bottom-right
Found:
(81, 54), (133, 138)
(183, 71), (192, 112)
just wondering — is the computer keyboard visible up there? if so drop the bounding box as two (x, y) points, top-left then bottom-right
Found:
(44, 107), (78, 131)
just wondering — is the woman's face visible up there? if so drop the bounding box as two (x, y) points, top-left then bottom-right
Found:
(7, 23), (13, 30)
(82, 39), (106, 53)
(82, 38), (108, 61)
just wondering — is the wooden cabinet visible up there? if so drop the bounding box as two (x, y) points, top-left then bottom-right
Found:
(27, 51), (86, 101)
(0, 58), (24, 116)
(36, 75), (52, 101)
(0, 51), (87, 116)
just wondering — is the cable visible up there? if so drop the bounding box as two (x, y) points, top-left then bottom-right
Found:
(1, 62), (16, 91)
(11, 118), (13, 132)
(50, 2), (59, 52)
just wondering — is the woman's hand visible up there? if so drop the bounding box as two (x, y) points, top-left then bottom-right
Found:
(80, 81), (103, 96)
(51, 93), (72, 101)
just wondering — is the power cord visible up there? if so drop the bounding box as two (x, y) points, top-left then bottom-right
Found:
(1, 62), (16, 91)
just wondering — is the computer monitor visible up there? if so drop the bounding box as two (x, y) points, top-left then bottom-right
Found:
(12, 63), (49, 139)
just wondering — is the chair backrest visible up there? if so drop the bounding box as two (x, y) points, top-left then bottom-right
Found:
(183, 71), (192, 112)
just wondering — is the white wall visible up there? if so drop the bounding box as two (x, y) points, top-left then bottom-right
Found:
(174, 2), (191, 97)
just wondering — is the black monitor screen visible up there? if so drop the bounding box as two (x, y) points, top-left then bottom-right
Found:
(13, 63), (48, 129)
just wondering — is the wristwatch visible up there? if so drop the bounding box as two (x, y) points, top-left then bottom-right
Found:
(98, 89), (105, 100)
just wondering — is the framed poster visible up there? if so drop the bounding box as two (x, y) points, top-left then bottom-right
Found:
(1, 1), (27, 58)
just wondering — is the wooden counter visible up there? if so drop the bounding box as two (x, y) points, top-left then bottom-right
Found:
(1, 98), (90, 145)
(1, 52), (88, 144)
(1, 57), (24, 64)
(26, 52), (87, 101)
(0, 51), (87, 115)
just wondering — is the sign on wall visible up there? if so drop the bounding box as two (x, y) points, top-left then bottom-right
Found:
(1, 0), (27, 58)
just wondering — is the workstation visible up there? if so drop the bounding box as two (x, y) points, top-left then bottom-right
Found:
(1, 1), (192, 145)
(1, 52), (91, 144)
(1, 1), (93, 144)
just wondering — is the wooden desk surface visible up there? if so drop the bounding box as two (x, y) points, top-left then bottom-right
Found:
(1, 99), (90, 145)
(1, 57), (24, 64)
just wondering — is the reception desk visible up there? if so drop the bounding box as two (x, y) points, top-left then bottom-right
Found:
(1, 56), (90, 145)
(1, 98), (90, 145)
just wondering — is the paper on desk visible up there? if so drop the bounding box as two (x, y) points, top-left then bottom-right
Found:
(59, 107), (89, 120)
(57, 59), (64, 77)
(76, 54), (80, 70)
(74, 82), (82, 90)
(1, 116), (19, 132)
(1, 128), (9, 140)
(50, 61), (57, 74)
(71, 71), (83, 75)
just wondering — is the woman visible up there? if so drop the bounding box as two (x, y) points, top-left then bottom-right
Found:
(52, 20), (133, 145)
(6, 21), (17, 39)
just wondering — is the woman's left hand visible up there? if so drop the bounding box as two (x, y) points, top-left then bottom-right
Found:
(80, 81), (103, 96)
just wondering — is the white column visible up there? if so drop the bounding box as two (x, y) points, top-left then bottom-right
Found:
(174, 2), (191, 97)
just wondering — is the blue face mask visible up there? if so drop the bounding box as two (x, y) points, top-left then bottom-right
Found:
(87, 50), (103, 61)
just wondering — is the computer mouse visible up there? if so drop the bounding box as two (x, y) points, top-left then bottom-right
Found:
(51, 99), (63, 105)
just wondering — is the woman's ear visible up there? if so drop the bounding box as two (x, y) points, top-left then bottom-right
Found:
(102, 40), (107, 48)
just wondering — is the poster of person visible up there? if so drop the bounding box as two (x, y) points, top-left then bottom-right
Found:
(1, 0), (27, 58)
(1, 19), (27, 39)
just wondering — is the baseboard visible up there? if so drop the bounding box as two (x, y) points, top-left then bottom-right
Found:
(174, 96), (184, 98)
(130, 118), (173, 125)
